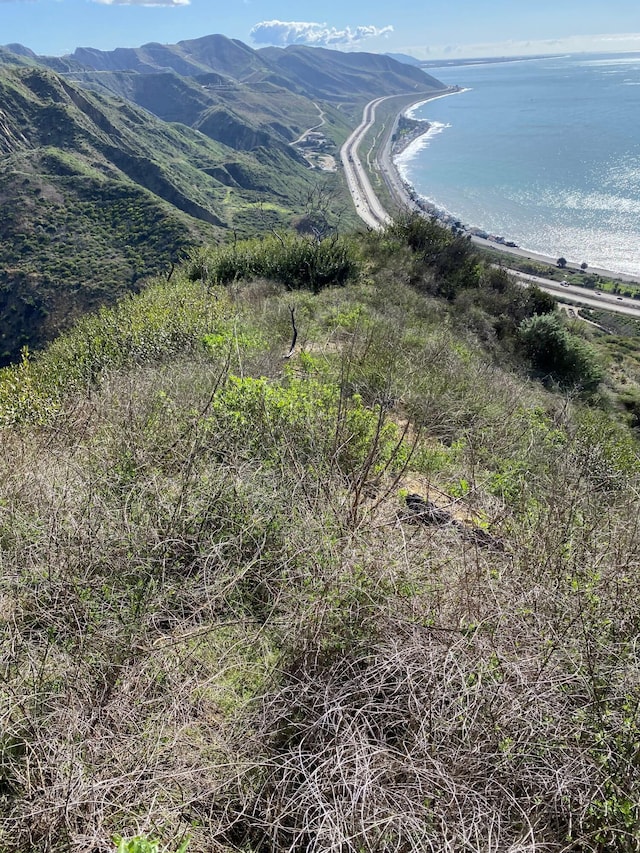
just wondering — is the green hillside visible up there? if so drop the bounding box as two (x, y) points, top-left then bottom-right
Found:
(258, 44), (445, 106)
(18, 34), (446, 129)
(0, 65), (339, 364)
(0, 216), (639, 852)
(65, 70), (326, 146)
(0, 37), (448, 363)
(68, 34), (274, 79)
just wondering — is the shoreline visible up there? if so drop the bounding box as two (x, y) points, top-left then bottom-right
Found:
(380, 96), (640, 286)
(390, 117), (433, 160)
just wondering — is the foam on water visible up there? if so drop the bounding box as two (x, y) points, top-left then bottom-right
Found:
(395, 54), (640, 276)
(395, 122), (451, 179)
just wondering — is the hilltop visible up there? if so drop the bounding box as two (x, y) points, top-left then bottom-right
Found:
(0, 215), (639, 851)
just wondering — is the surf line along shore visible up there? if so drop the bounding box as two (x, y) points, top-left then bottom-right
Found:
(375, 88), (464, 226)
(376, 86), (535, 241)
(375, 91), (640, 285)
(340, 88), (461, 231)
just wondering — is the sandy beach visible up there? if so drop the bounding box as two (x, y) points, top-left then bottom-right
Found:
(379, 98), (640, 286)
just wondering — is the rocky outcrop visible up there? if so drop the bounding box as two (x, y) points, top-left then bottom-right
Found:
(0, 108), (29, 153)
(404, 493), (505, 551)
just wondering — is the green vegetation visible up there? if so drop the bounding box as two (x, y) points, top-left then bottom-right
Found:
(1, 217), (640, 851)
(518, 312), (603, 392)
(115, 837), (189, 853)
(186, 232), (360, 292)
(0, 65), (355, 364)
(0, 37), (448, 366)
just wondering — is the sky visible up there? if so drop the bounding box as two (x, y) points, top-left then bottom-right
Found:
(1, 0), (640, 61)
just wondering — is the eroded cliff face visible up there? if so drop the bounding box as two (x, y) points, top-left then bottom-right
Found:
(0, 108), (29, 154)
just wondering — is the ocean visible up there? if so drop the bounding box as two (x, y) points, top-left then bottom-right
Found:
(395, 54), (640, 277)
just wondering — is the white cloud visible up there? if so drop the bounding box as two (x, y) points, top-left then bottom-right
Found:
(92, 0), (190, 6)
(250, 20), (393, 48)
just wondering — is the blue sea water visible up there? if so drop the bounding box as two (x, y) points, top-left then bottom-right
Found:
(395, 54), (640, 276)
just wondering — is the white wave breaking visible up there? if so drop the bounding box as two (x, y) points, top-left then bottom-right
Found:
(394, 121), (451, 181)
(405, 87), (471, 120)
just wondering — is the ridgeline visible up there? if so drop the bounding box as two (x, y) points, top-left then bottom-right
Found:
(1, 35), (640, 853)
(0, 215), (639, 851)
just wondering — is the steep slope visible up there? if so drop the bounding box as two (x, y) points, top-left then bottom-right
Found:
(69, 33), (273, 80)
(57, 33), (442, 100)
(0, 65), (321, 363)
(2, 36), (445, 133)
(258, 44), (447, 105)
(30, 34), (445, 121)
(0, 36), (447, 363)
(0, 44), (36, 67)
(65, 69), (325, 148)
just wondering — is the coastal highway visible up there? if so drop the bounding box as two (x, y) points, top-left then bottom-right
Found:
(341, 90), (454, 231)
(342, 96), (640, 321)
(340, 97), (393, 230)
(510, 270), (640, 320)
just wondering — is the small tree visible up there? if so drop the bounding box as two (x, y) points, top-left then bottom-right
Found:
(293, 182), (344, 242)
(557, 257), (567, 269)
(580, 262), (588, 271)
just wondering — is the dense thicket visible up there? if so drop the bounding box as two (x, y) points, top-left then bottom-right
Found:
(0, 221), (638, 852)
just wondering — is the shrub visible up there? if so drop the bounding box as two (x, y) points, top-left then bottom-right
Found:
(383, 212), (478, 297)
(114, 835), (189, 853)
(0, 277), (240, 426)
(386, 211), (452, 255)
(206, 372), (406, 482)
(187, 233), (361, 293)
(518, 312), (602, 392)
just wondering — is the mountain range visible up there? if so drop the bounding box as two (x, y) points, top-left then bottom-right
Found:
(0, 34), (445, 364)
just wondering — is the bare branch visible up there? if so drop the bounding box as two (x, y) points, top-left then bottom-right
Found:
(284, 306), (298, 360)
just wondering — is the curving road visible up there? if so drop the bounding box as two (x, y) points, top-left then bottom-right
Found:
(290, 102), (326, 146)
(341, 89), (458, 231)
(341, 96), (640, 321)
